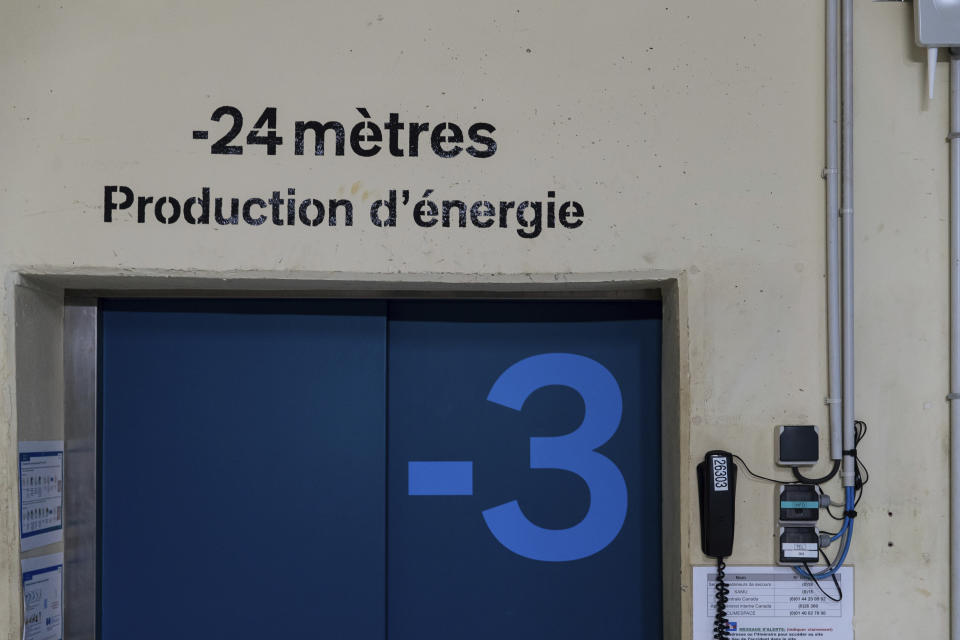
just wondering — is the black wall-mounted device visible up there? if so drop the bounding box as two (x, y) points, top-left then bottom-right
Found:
(778, 483), (822, 524)
(776, 425), (819, 467)
(697, 450), (738, 558)
(697, 450), (738, 640)
(778, 526), (820, 565)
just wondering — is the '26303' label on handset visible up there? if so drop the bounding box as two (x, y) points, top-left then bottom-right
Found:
(711, 456), (729, 492)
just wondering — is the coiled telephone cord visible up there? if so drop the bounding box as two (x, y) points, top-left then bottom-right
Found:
(713, 557), (730, 639)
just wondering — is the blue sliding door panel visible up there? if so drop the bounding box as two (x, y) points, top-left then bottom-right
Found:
(99, 299), (662, 639)
(99, 300), (387, 640)
(387, 301), (662, 639)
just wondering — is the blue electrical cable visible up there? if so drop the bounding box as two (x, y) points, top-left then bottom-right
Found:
(829, 520), (848, 542)
(793, 486), (854, 580)
(828, 488), (854, 541)
(785, 420), (868, 587)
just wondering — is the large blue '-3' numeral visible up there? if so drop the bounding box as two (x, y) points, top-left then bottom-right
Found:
(482, 353), (628, 562)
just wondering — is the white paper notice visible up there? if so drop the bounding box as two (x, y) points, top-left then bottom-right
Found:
(693, 565), (853, 640)
(18, 442), (64, 551)
(21, 553), (63, 640)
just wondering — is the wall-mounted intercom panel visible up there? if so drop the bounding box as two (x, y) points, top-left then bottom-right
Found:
(778, 526), (821, 566)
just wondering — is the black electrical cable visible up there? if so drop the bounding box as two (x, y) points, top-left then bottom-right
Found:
(825, 504), (845, 520)
(852, 420), (869, 507)
(713, 557), (731, 640)
(792, 459), (840, 485)
(855, 420), (868, 442)
(733, 421), (870, 542)
(819, 422), (871, 523)
(854, 465), (868, 507)
(801, 549), (843, 602)
(802, 561), (842, 601)
(730, 455), (793, 484)
(813, 420), (871, 515)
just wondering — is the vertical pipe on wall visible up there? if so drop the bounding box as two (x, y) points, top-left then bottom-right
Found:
(826, 0), (842, 462)
(949, 49), (960, 640)
(840, 0), (856, 488)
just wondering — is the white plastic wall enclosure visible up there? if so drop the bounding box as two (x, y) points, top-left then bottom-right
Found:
(916, 0), (960, 47)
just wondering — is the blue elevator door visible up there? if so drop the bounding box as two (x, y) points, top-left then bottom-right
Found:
(99, 300), (387, 639)
(387, 301), (662, 639)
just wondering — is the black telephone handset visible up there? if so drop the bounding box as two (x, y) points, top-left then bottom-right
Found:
(698, 450), (738, 640)
(697, 450), (738, 558)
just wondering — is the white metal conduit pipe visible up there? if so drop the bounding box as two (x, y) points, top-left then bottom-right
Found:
(791, 0), (853, 586)
(825, 0), (842, 463)
(949, 48), (960, 640)
(840, 0), (856, 490)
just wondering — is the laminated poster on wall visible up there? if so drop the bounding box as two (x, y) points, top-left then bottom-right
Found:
(693, 565), (853, 640)
(18, 441), (63, 551)
(21, 552), (63, 640)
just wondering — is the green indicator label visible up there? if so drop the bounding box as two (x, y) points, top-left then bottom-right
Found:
(781, 501), (818, 509)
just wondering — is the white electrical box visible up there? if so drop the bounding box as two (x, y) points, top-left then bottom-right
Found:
(916, 0), (960, 47)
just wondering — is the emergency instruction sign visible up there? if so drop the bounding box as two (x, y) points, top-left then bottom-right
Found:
(693, 565), (853, 640)
(18, 441), (63, 551)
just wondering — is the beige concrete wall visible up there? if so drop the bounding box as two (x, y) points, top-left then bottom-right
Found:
(0, 0), (947, 637)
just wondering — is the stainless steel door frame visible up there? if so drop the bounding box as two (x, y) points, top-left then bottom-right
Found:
(63, 298), (97, 640)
